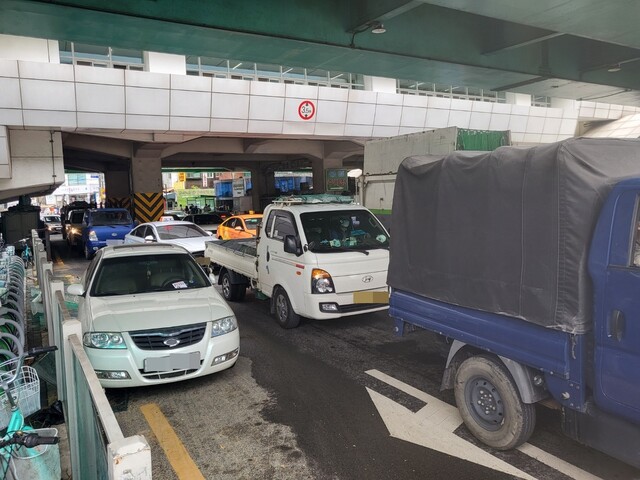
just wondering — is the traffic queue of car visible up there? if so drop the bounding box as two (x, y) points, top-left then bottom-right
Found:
(60, 207), (262, 390)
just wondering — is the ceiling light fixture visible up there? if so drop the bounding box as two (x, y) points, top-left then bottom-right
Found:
(349, 20), (387, 48)
(370, 22), (386, 34)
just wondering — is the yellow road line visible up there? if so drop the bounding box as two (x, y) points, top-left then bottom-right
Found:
(140, 403), (205, 480)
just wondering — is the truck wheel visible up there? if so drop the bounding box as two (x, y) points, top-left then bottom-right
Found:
(454, 355), (535, 450)
(273, 287), (300, 329)
(221, 272), (245, 302)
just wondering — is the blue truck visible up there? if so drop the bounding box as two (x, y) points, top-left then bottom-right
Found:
(80, 208), (136, 259)
(388, 138), (640, 468)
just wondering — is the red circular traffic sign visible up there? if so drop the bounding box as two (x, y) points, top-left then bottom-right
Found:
(298, 100), (316, 120)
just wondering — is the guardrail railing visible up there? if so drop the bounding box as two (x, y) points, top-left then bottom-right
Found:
(32, 234), (152, 479)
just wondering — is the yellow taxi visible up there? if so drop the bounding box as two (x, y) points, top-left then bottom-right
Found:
(217, 214), (263, 240)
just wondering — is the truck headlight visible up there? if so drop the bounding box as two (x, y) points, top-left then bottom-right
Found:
(83, 332), (126, 349)
(211, 315), (237, 337)
(312, 269), (335, 294)
(88, 230), (98, 242)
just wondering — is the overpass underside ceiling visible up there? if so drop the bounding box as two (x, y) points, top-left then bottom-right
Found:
(2, 1), (640, 103)
(62, 133), (364, 172)
(63, 148), (129, 174)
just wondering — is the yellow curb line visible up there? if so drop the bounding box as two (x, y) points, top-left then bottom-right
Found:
(140, 403), (205, 480)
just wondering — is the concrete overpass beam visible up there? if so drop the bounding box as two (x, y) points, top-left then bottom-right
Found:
(0, 129), (64, 202)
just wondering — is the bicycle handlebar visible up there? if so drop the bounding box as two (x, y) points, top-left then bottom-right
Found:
(26, 346), (57, 357)
(0, 432), (59, 449)
(0, 345), (58, 389)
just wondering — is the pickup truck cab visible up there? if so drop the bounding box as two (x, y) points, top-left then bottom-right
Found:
(206, 196), (390, 328)
(81, 208), (136, 259)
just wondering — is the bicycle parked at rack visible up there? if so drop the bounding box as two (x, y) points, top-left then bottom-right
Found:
(18, 240), (32, 269)
(0, 345), (60, 480)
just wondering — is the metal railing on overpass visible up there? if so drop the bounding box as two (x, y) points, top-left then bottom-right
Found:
(32, 234), (152, 479)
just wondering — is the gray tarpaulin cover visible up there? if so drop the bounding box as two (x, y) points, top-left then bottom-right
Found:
(388, 137), (640, 334)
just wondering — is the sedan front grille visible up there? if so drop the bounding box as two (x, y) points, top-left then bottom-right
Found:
(129, 323), (206, 350)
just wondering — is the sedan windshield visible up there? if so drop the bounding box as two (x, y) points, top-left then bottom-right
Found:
(243, 218), (261, 230)
(91, 253), (210, 296)
(156, 224), (208, 240)
(300, 210), (390, 252)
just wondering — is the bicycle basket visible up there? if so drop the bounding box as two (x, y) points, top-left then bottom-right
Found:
(0, 365), (40, 431)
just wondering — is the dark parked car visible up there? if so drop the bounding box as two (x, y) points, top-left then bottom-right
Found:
(182, 213), (226, 235)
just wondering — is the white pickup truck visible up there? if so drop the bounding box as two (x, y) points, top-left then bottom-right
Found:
(205, 197), (390, 328)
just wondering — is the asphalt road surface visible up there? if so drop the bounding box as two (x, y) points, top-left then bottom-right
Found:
(48, 237), (640, 480)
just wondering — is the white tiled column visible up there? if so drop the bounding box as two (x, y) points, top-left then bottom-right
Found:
(143, 51), (186, 75)
(505, 92), (532, 106)
(0, 126), (9, 178)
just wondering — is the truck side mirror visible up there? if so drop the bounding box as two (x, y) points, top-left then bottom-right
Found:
(284, 235), (303, 256)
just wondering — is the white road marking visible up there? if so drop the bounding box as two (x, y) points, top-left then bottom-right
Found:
(517, 443), (603, 480)
(366, 369), (602, 480)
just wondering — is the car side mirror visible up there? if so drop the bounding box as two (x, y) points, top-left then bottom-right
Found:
(144, 235), (156, 243)
(67, 283), (85, 296)
(235, 226), (243, 231)
(284, 235), (303, 256)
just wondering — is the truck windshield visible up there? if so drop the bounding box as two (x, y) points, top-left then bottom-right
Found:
(91, 211), (133, 226)
(300, 210), (389, 252)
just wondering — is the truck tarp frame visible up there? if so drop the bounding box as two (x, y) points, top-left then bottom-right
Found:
(388, 137), (640, 334)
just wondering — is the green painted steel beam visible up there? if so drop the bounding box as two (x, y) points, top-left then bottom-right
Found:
(1, 0), (639, 95)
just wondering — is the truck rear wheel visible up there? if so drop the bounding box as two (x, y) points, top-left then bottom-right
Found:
(273, 287), (300, 329)
(221, 271), (245, 302)
(454, 355), (535, 450)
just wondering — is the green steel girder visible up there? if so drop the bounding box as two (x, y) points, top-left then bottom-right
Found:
(0, 0), (639, 98)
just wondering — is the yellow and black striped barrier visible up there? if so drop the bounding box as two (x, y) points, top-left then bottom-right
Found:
(106, 197), (132, 209)
(133, 192), (164, 223)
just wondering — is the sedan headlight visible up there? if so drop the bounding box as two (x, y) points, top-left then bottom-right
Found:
(88, 230), (98, 242)
(211, 315), (237, 337)
(83, 332), (126, 349)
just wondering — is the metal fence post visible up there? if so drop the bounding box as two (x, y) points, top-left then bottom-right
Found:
(50, 283), (66, 401)
(61, 318), (83, 480)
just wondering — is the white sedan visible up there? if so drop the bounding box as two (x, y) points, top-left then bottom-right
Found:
(66, 243), (239, 388)
(124, 221), (217, 258)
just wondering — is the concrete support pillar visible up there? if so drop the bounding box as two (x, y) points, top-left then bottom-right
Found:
(130, 147), (164, 222)
(249, 168), (263, 213)
(104, 170), (131, 208)
(311, 159), (325, 194)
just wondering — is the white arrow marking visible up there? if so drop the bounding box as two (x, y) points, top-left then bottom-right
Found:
(366, 369), (602, 480)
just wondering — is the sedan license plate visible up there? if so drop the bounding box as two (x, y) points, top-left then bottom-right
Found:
(144, 352), (200, 372)
(106, 239), (124, 246)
